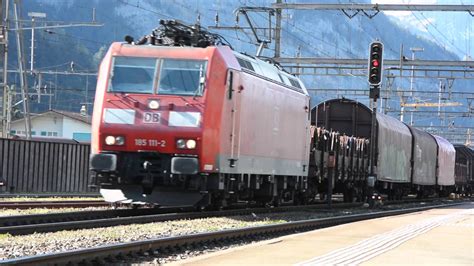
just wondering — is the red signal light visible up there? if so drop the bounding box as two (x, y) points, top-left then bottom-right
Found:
(368, 41), (383, 86)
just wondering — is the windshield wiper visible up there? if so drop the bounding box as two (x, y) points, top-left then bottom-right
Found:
(193, 65), (205, 100)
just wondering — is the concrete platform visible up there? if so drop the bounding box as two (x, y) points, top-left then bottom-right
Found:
(174, 202), (473, 265)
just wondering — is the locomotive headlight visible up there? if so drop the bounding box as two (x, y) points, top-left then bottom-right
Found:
(176, 139), (196, 149)
(115, 136), (125, 146)
(105, 136), (116, 145)
(105, 135), (125, 146)
(176, 139), (186, 149)
(186, 139), (197, 149)
(148, 99), (160, 109)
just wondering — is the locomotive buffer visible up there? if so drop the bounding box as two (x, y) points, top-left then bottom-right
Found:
(368, 41), (383, 205)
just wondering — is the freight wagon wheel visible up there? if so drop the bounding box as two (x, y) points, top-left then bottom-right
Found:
(194, 193), (226, 211)
(319, 193), (326, 201)
(272, 193), (283, 207)
(294, 192), (308, 206)
(255, 198), (273, 208)
(203, 193), (226, 211)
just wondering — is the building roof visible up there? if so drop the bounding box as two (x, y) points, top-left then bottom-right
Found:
(11, 109), (92, 125)
(49, 109), (91, 124)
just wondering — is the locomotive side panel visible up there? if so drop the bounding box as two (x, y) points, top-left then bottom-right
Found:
(215, 68), (242, 172)
(376, 113), (412, 183)
(198, 46), (239, 173)
(408, 127), (438, 186)
(434, 135), (455, 186)
(217, 72), (310, 176)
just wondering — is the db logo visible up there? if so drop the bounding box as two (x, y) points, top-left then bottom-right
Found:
(143, 112), (160, 123)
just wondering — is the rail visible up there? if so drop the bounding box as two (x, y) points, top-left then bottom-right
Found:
(2, 202), (463, 265)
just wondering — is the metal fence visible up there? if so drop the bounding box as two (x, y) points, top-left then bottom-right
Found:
(0, 138), (97, 194)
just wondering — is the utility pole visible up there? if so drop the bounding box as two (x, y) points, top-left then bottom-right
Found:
(438, 79), (444, 118)
(274, 0), (282, 58)
(28, 12), (46, 72)
(1, 6), (101, 135)
(466, 129), (472, 146)
(80, 75), (93, 115)
(13, 0), (31, 139)
(383, 74), (394, 114)
(409, 47), (423, 126)
(295, 45), (301, 77)
(1, 0), (9, 137)
(4, 85), (10, 133)
(409, 47), (424, 94)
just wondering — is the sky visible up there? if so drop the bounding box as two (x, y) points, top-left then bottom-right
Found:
(371, 0), (473, 60)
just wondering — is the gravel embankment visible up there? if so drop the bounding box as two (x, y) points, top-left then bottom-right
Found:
(0, 209), (364, 261)
(0, 197), (102, 202)
(0, 197), (108, 216)
(0, 201), (457, 263)
(0, 206), (112, 217)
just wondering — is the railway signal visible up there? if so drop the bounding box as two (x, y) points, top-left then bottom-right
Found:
(368, 41), (384, 88)
(367, 41), (383, 203)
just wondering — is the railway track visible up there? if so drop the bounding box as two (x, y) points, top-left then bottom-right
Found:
(0, 197), (435, 210)
(0, 198), (446, 236)
(0, 200), (109, 209)
(2, 201), (464, 265)
(0, 202), (361, 235)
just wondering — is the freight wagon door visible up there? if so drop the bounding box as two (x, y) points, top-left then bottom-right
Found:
(228, 70), (242, 166)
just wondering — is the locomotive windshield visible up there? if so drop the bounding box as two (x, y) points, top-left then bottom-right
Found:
(158, 59), (207, 96)
(108, 56), (207, 96)
(109, 57), (156, 94)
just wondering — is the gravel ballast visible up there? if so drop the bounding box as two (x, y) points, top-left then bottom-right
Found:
(0, 206), (113, 217)
(0, 209), (364, 260)
(0, 200), (456, 262)
(0, 197), (102, 202)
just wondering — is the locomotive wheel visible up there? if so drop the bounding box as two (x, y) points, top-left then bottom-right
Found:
(205, 193), (226, 211)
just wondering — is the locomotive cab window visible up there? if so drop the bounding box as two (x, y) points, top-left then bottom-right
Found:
(158, 59), (207, 96)
(109, 57), (157, 94)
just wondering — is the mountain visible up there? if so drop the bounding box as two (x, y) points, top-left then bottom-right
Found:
(5, 0), (472, 130)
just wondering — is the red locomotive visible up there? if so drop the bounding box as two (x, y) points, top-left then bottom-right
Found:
(90, 21), (311, 207)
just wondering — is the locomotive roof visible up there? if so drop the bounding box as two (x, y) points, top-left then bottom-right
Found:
(108, 42), (307, 95)
(233, 52), (308, 95)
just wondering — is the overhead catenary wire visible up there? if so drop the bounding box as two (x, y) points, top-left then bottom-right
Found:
(418, 11), (467, 57)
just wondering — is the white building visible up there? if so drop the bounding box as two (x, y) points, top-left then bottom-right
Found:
(10, 109), (91, 142)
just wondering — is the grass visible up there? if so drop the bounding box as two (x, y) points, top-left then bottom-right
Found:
(0, 233), (11, 241)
